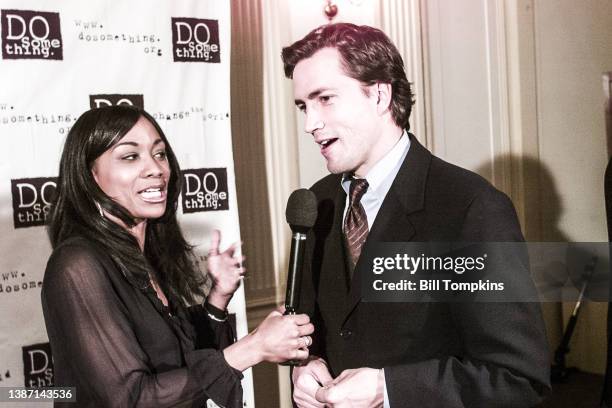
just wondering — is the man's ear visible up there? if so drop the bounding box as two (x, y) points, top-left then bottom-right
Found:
(374, 83), (393, 115)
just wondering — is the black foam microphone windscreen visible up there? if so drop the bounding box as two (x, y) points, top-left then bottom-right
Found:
(286, 189), (318, 232)
(285, 188), (317, 233)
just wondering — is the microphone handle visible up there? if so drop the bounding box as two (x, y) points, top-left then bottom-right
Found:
(281, 231), (307, 367)
(284, 231), (306, 314)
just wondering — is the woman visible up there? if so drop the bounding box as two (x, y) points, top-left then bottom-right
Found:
(42, 106), (313, 407)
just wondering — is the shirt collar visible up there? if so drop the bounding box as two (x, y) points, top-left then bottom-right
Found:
(342, 130), (410, 196)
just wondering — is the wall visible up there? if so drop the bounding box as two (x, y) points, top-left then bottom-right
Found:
(533, 0), (612, 374)
(414, 0), (612, 374)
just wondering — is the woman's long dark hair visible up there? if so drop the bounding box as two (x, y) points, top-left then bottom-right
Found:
(48, 105), (205, 304)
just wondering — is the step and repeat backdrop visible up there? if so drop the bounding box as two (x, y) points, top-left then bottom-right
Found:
(0, 0), (254, 405)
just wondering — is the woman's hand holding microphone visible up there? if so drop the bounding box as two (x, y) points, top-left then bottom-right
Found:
(205, 230), (314, 370)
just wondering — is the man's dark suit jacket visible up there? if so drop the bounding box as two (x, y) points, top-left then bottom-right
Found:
(298, 134), (551, 407)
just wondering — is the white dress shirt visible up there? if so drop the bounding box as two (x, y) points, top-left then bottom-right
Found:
(340, 131), (411, 408)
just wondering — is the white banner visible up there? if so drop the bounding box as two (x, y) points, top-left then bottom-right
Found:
(0, 0), (254, 406)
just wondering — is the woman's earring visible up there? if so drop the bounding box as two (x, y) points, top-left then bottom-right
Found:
(95, 201), (104, 217)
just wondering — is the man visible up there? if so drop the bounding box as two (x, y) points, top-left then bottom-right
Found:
(282, 23), (550, 407)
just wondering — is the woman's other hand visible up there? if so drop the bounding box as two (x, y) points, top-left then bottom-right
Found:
(206, 229), (245, 310)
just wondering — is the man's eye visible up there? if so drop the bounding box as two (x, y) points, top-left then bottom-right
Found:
(297, 105), (306, 113)
(319, 95), (333, 104)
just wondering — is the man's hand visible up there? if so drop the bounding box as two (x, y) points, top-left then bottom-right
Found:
(292, 357), (333, 408)
(315, 367), (384, 408)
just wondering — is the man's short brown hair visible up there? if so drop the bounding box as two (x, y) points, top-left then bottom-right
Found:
(282, 23), (414, 130)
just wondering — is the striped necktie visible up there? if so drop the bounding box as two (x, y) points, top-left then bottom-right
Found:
(344, 178), (369, 272)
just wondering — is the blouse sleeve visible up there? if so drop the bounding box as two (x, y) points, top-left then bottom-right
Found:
(41, 241), (243, 408)
(187, 302), (236, 351)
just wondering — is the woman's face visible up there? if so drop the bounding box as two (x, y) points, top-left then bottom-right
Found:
(92, 116), (171, 222)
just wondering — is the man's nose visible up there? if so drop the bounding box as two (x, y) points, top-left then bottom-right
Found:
(304, 109), (324, 135)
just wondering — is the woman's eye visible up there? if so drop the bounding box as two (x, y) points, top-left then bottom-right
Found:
(155, 151), (167, 160)
(122, 154), (137, 161)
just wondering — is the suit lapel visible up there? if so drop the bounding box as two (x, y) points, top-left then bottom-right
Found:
(343, 135), (433, 322)
(317, 184), (351, 317)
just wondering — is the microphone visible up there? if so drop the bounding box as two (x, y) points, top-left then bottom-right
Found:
(284, 188), (317, 315)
